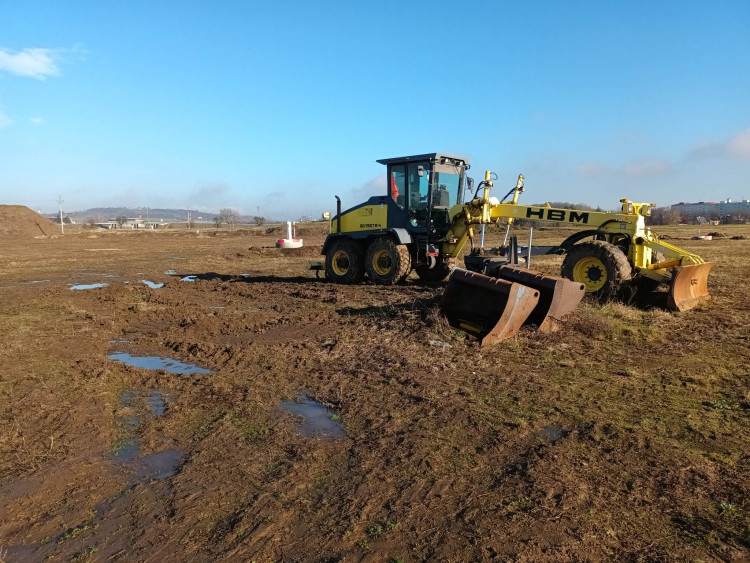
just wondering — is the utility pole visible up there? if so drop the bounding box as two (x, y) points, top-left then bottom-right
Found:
(58, 195), (64, 234)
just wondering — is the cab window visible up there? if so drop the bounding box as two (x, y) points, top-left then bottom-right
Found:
(407, 163), (429, 227)
(390, 165), (406, 209)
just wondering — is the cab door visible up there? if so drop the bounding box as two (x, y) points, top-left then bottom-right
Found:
(406, 162), (430, 230)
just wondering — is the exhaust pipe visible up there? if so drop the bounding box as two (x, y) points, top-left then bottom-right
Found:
(335, 196), (341, 233)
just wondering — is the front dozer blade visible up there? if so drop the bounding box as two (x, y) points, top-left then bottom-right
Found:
(493, 266), (586, 332)
(440, 268), (539, 346)
(667, 263), (713, 312)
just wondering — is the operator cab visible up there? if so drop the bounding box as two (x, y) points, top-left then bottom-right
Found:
(376, 153), (469, 236)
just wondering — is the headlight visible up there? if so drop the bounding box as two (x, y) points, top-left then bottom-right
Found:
(627, 202), (634, 214)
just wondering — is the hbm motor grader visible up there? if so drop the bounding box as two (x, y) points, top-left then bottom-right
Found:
(320, 153), (712, 345)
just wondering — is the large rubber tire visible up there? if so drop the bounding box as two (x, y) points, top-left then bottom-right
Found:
(325, 238), (365, 284)
(561, 240), (632, 300)
(415, 259), (453, 284)
(365, 238), (411, 285)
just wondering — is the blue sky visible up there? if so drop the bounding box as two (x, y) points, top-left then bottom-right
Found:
(1, 0), (749, 219)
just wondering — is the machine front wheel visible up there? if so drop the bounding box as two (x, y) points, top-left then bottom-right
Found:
(365, 238), (411, 285)
(415, 260), (453, 284)
(561, 241), (631, 300)
(325, 238), (365, 284)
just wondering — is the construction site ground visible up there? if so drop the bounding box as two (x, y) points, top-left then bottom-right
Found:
(1, 220), (749, 562)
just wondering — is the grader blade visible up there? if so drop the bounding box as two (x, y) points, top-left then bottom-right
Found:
(667, 263), (713, 312)
(494, 266), (586, 332)
(440, 268), (539, 346)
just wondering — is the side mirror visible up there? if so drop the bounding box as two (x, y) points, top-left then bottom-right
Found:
(417, 165), (424, 177)
(467, 177), (474, 191)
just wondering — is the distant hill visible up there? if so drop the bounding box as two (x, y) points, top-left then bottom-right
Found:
(65, 207), (219, 222)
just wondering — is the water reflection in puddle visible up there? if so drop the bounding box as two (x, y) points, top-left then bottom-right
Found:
(70, 283), (109, 291)
(540, 425), (570, 444)
(111, 389), (182, 480)
(133, 449), (182, 480)
(141, 280), (164, 289)
(120, 389), (170, 416)
(108, 352), (211, 375)
(281, 394), (344, 439)
(180, 275), (197, 282)
(112, 437), (140, 462)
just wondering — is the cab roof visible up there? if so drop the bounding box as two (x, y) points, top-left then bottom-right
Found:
(376, 153), (468, 166)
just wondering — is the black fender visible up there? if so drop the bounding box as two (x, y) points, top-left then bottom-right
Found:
(321, 229), (412, 255)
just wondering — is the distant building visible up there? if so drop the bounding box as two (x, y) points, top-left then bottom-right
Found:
(671, 198), (750, 219)
(96, 218), (168, 229)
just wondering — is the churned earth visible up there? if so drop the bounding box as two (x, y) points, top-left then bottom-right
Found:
(0, 214), (748, 562)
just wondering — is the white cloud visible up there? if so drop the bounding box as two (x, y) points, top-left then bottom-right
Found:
(347, 175), (385, 202)
(0, 47), (60, 80)
(577, 158), (671, 179)
(727, 127), (750, 160)
(686, 127), (750, 162)
(622, 158), (671, 178)
(0, 108), (11, 129)
(577, 161), (610, 178)
(193, 181), (229, 199)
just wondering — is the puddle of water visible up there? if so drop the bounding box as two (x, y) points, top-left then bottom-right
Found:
(540, 425), (570, 444)
(164, 269), (178, 275)
(111, 389), (179, 478)
(144, 390), (168, 415)
(112, 437), (140, 462)
(180, 275), (197, 282)
(120, 388), (170, 416)
(281, 394), (344, 439)
(108, 352), (211, 375)
(69, 283), (109, 291)
(133, 449), (182, 480)
(141, 280), (165, 289)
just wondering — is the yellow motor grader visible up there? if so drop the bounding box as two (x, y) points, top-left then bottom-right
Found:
(321, 153), (712, 345)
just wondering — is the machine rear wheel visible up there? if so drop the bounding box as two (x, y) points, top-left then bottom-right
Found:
(365, 238), (411, 285)
(325, 238), (365, 284)
(561, 241), (631, 300)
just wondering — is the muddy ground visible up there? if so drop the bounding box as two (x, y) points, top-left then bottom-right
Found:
(1, 223), (748, 562)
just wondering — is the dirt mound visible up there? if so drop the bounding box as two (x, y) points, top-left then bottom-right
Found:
(0, 205), (57, 238)
(708, 232), (726, 238)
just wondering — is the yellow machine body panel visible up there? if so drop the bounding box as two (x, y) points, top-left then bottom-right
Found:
(338, 204), (388, 233)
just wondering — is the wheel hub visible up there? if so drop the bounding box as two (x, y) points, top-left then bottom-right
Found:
(372, 249), (392, 276)
(331, 250), (350, 275)
(573, 256), (607, 292)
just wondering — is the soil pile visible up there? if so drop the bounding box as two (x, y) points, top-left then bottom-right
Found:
(0, 205), (57, 238)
